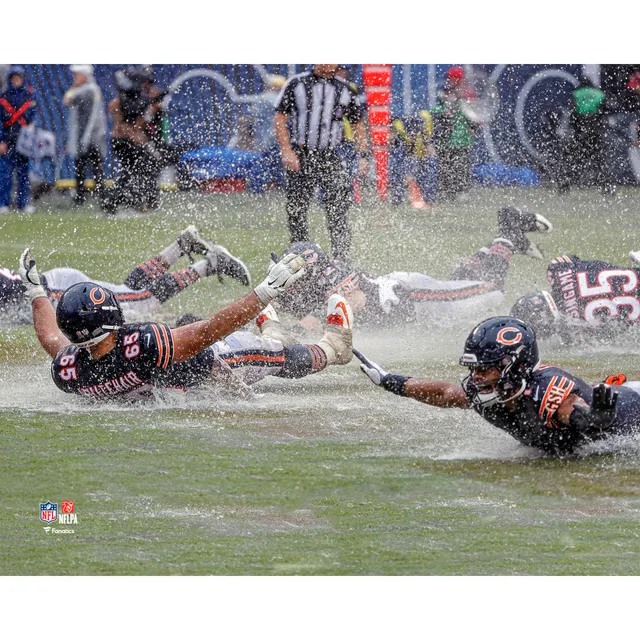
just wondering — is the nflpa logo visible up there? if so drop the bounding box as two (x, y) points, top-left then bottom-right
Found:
(61, 501), (74, 514)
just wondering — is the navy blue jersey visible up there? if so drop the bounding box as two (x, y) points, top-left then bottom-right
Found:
(473, 365), (640, 454)
(0, 267), (25, 307)
(52, 322), (175, 400)
(547, 255), (640, 325)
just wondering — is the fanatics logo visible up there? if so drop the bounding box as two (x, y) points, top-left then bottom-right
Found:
(40, 501), (58, 523)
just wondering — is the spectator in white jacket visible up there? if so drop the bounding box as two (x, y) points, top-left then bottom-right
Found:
(63, 65), (107, 206)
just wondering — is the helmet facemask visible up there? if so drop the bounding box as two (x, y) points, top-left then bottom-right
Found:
(461, 348), (533, 408)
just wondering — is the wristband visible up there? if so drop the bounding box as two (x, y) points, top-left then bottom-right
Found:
(28, 286), (48, 303)
(381, 374), (410, 396)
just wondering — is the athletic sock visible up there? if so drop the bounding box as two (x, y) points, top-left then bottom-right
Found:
(147, 267), (200, 303)
(159, 241), (184, 267)
(479, 239), (514, 290)
(124, 256), (169, 290)
(450, 247), (490, 280)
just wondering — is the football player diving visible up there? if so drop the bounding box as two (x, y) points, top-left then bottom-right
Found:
(354, 316), (640, 457)
(0, 225), (250, 324)
(510, 250), (640, 344)
(20, 247), (354, 401)
(272, 206), (552, 340)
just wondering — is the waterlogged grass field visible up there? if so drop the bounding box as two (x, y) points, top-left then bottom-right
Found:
(3, 186), (640, 575)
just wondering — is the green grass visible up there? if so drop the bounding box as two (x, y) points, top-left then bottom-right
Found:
(3, 186), (640, 575)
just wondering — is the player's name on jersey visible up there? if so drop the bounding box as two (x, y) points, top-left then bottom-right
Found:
(79, 371), (145, 399)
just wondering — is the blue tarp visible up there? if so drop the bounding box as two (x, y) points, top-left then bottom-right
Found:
(179, 146), (261, 181)
(473, 163), (541, 187)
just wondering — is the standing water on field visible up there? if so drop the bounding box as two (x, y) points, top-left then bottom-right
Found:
(3, 189), (640, 575)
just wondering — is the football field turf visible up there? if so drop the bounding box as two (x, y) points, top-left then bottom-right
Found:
(2, 186), (640, 575)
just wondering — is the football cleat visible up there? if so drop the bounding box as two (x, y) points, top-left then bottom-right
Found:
(204, 245), (251, 286)
(177, 225), (215, 259)
(326, 293), (353, 330)
(318, 294), (353, 365)
(497, 207), (552, 259)
(629, 251), (640, 266)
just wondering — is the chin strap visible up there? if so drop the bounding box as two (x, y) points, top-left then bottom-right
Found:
(74, 331), (113, 349)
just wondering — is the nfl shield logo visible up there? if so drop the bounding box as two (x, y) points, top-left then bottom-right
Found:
(40, 501), (58, 523)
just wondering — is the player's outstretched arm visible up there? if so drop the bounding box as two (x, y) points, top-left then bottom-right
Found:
(171, 252), (306, 363)
(353, 349), (469, 409)
(19, 249), (71, 358)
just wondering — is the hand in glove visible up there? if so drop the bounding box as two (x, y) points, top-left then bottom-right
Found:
(254, 252), (307, 305)
(570, 383), (619, 431)
(353, 348), (389, 385)
(353, 348), (409, 395)
(19, 248), (47, 303)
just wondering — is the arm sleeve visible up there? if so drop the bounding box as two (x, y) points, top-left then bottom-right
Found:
(140, 323), (175, 371)
(532, 369), (586, 428)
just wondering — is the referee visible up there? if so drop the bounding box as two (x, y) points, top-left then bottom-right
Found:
(274, 64), (369, 262)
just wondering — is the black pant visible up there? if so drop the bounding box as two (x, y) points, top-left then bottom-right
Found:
(74, 146), (105, 205)
(436, 146), (471, 200)
(103, 139), (158, 214)
(285, 148), (351, 262)
(558, 117), (614, 192)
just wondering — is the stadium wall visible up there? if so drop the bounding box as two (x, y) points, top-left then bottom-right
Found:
(23, 64), (640, 184)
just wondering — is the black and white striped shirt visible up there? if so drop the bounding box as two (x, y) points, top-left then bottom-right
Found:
(275, 71), (363, 150)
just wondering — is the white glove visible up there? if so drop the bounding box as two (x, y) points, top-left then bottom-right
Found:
(19, 248), (47, 303)
(254, 252), (306, 305)
(353, 348), (389, 386)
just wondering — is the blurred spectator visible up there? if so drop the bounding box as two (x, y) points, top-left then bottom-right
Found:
(275, 64), (369, 261)
(334, 65), (367, 204)
(628, 72), (640, 103)
(63, 64), (107, 206)
(102, 66), (154, 214)
(0, 66), (37, 213)
(431, 66), (478, 202)
(139, 66), (184, 196)
(227, 115), (257, 151)
(389, 111), (437, 209)
(627, 72), (640, 151)
(558, 75), (615, 195)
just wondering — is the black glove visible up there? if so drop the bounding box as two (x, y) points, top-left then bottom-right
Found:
(570, 383), (619, 431)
